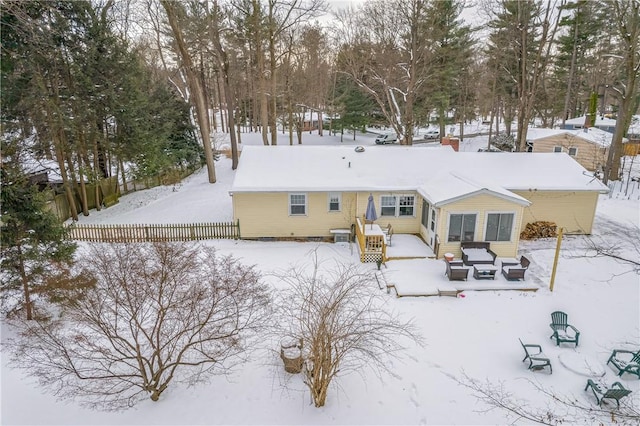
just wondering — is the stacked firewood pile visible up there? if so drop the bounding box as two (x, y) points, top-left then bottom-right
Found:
(520, 221), (557, 239)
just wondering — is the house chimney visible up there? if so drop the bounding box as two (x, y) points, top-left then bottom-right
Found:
(441, 136), (460, 152)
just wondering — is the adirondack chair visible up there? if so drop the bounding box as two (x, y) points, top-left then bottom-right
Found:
(584, 380), (632, 408)
(445, 259), (469, 281)
(549, 311), (580, 347)
(607, 349), (640, 379)
(519, 339), (552, 373)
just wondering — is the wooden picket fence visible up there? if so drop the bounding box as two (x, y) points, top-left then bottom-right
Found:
(66, 221), (240, 243)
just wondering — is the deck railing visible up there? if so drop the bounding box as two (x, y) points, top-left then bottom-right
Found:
(65, 221), (240, 243)
(355, 217), (386, 263)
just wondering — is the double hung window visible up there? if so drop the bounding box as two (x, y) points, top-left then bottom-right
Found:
(289, 193), (307, 215)
(380, 196), (397, 216)
(380, 195), (415, 217)
(328, 193), (341, 212)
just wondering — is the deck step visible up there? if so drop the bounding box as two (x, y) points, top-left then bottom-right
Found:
(437, 289), (461, 297)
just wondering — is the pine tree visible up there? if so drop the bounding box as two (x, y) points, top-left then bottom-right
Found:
(0, 140), (80, 320)
(334, 75), (376, 141)
(425, 0), (475, 139)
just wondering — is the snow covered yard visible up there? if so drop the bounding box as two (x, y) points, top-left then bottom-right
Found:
(2, 131), (639, 425)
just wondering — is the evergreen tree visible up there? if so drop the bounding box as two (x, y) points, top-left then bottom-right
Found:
(425, 0), (475, 137)
(334, 75), (376, 141)
(0, 140), (82, 320)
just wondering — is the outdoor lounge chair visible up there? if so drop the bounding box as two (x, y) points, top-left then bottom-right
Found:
(584, 380), (632, 408)
(519, 339), (552, 373)
(445, 259), (469, 281)
(607, 349), (640, 379)
(501, 256), (530, 281)
(460, 242), (497, 266)
(549, 311), (580, 347)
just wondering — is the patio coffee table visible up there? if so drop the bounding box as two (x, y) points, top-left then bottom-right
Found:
(473, 264), (497, 280)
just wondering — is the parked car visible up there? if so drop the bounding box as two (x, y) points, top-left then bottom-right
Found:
(375, 133), (398, 144)
(423, 129), (440, 140)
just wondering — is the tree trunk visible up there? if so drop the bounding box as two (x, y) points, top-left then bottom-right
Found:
(53, 131), (79, 221)
(76, 149), (89, 216)
(604, 0), (640, 183)
(161, 1), (216, 183)
(216, 71), (226, 133)
(210, 0), (239, 170)
(267, 2), (279, 146)
(95, 125), (107, 208)
(251, 0), (269, 146)
(562, 14), (580, 126)
(17, 243), (32, 320)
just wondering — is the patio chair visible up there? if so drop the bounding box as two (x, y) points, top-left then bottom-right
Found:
(382, 224), (393, 246)
(445, 259), (469, 281)
(501, 256), (530, 281)
(549, 311), (580, 347)
(519, 339), (552, 373)
(584, 380), (631, 408)
(607, 349), (640, 379)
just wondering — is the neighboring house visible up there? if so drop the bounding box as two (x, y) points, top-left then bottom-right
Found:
(230, 145), (609, 259)
(562, 115), (617, 133)
(563, 115), (640, 143)
(526, 127), (614, 172)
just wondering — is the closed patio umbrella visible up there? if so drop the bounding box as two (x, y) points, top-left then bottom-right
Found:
(365, 194), (377, 229)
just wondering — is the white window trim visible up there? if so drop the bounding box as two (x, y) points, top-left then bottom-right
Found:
(484, 211), (516, 242)
(398, 194), (416, 217)
(327, 192), (342, 212)
(553, 146), (563, 153)
(446, 211), (478, 243)
(568, 147), (578, 156)
(430, 208), (437, 232)
(380, 195), (397, 217)
(289, 193), (307, 216)
(380, 194), (416, 217)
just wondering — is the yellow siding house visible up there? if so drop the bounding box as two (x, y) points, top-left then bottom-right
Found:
(230, 145), (609, 259)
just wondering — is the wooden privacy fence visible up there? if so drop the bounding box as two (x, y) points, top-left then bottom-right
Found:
(66, 221), (240, 243)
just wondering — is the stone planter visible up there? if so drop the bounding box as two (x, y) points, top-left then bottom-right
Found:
(280, 337), (303, 374)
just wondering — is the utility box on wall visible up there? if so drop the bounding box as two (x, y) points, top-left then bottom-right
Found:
(330, 229), (351, 243)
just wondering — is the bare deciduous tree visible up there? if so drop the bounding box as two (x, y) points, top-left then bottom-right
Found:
(456, 372), (640, 425)
(7, 242), (271, 410)
(571, 224), (640, 275)
(274, 251), (422, 407)
(603, 0), (640, 184)
(161, 0), (218, 183)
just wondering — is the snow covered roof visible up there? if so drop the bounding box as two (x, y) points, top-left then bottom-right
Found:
(565, 115), (640, 134)
(565, 115), (617, 128)
(526, 127), (614, 147)
(418, 172), (530, 207)
(231, 145), (609, 197)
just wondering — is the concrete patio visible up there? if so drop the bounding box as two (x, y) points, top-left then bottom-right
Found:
(377, 235), (543, 297)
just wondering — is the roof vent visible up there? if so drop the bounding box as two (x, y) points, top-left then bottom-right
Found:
(355, 146), (365, 152)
